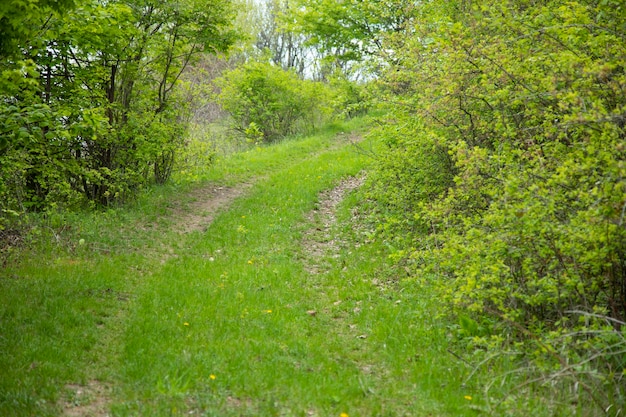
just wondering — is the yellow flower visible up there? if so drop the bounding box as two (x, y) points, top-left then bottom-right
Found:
(263, 309), (272, 314)
(210, 374), (216, 380)
(464, 395), (472, 400)
(340, 413), (349, 417)
(183, 322), (189, 326)
(247, 259), (253, 264)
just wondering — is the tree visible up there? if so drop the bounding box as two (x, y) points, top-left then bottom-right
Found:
(0, 0), (237, 217)
(0, 0), (76, 58)
(289, 0), (417, 74)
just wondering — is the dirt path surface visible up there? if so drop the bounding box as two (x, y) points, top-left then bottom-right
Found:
(62, 381), (110, 417)
(171, 183), (254, 234)
(302, 175), (365, 275)
(61, 139), (365, 417)
(61, 174), (366, 417)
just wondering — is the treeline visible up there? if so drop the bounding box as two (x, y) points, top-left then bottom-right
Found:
(294, 0), (626, 413)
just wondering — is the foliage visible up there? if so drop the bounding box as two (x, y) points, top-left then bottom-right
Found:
(0, 0), (236, 226)
(289, 0), (417, 75)
(328, 74), (371, 118)
(364, 0), (626, 412)
(0, 0), (76, 58)
(215, 60), (333, 142)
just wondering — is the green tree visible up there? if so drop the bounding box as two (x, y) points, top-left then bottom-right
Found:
(0, 0), (237, 217)
(290, 0), (416, 74)
(0, 0), (76, 58)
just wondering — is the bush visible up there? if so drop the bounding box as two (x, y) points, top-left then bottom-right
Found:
(329, 74), (371, 119)
(368, 0), (626, 412)
(215, 60), (333, 142)
(0, 0), (235, 221)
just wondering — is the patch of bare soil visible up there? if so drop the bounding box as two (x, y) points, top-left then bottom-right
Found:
(302, 175), (365, 274)
(62, 380), (111, 417)
(170, 182), (254, 235)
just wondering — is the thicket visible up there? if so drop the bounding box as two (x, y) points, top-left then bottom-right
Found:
(215, 61), (324, 142)
(0, 0), (235, 228)
(215, 60), (365, 143)
(364, 0), (625, 412)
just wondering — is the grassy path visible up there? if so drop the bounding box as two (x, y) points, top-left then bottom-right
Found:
(1, 121), (479, 416)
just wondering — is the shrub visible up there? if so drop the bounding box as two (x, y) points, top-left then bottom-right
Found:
(368, 0), (626, 411)
(215, 60), (333, 142)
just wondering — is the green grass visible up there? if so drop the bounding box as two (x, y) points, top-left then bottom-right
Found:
(0, 116), (573, 416)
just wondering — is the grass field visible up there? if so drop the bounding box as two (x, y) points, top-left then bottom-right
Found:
(0, 117), (580, 416)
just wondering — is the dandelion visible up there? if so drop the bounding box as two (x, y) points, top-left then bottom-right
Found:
(340, 413), (349, 417)
(464, 395), (472, 401)
(247, 259), (254, 264)
(263, 309), (272, 314)
(210, 374), (216, 380)
(184, 322), (190, 326)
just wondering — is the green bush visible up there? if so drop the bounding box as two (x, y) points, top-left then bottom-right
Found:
(215, 60), (333, 142)
(328, 74), (371, 118)
(364, 115), (454, 243)
(367, 0), (626, 411)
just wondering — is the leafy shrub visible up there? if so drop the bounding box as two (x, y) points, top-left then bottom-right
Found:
(368, 0), (626, 412)
(329, 74), (371, 118)
(215, 60), (333, 142)
(364, 115), (454, 244)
